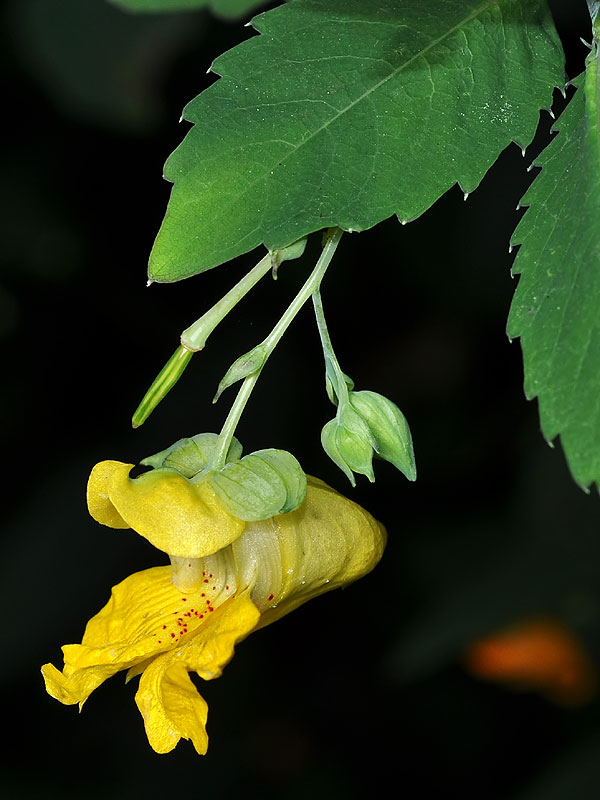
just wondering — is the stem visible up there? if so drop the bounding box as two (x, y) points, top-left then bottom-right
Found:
(311, 288), (350, 407)
(182, 252), (272, 351)
(211, 227), (343, 469)
(132, 252), (273, 428)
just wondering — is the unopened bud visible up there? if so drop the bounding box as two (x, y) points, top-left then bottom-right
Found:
(349, 390), (416, 481)
(321, 406), (375, 486)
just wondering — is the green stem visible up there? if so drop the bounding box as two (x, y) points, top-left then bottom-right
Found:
(311, 288), (350, 407)
(211, 227), (343, 469)
(182, 252), (272, 351)
(132, 252), (273, 428)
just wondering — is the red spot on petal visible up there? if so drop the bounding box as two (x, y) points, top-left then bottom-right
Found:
(268, 593), (274, 601)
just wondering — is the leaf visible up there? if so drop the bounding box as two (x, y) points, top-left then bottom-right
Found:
(507, 45), (600, 490)
(149, 0), (564, 282)
(108, 0), (268, 18)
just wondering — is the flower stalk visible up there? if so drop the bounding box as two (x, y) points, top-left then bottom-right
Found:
(210, 228), (343, 469)
(132, 251), (273, 428)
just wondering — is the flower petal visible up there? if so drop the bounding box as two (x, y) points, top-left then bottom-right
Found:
(104, 462), (246, 558)
(41, 563), (239, 708)
(234, 475), (387, 627)
(135, 592), (260, 754)
(87, 460), (130, 529)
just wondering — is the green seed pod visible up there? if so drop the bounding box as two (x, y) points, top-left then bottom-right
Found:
(208, 448), (307, 521)
(132, 345), (193, 429)
(349, 390), (416, 481)
(141, 432), (243, 479)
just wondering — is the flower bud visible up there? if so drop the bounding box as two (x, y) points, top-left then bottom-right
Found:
(321, 405), (375, 486)
(349, 390), (416, 481)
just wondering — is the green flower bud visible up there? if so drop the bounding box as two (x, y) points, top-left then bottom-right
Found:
(141, 432), (243, 479)
(349, 390), (416, 481)
(208, 448), (307, 521)
(321, 406), (375, 486)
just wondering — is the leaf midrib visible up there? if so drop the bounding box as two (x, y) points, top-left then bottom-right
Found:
(180, 0), (498, 217)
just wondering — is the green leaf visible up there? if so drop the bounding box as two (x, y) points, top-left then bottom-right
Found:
(108, 0), (268, 17)
(507, 46), (600, 490)
(149, 0), (564, 282)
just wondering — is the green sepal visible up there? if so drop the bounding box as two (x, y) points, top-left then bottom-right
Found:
(349, 390), (417, 481)
(213, 344), (268, 402)
(141, 432), (243, 478)
(208, 448), (307, 520)
(321, 405), (375, 486)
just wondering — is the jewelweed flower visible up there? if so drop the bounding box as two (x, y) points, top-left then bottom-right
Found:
(42, 462), (386, 754)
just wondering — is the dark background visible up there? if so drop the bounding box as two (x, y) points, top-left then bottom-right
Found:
(2, 0), (600, 797)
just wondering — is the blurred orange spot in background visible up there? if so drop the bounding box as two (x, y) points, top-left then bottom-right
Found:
(463, 619), (597, 707)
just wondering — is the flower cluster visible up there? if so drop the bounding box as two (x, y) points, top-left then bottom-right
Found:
(42, 459), (386, 754)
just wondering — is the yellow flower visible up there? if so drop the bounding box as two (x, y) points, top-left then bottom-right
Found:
(42, 464), (386, 754)
(85, 460), (245, 558)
